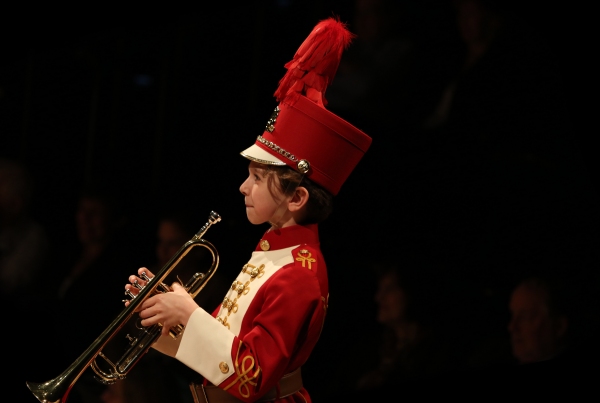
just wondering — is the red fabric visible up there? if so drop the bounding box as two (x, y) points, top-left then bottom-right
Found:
(210, 225), (327, 403)
(257, 96), (372, 195)
(244, 17), (371, 195)
(274, 17), (354, 107)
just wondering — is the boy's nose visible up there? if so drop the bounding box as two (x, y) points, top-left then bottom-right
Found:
(240, 177), (249, 195)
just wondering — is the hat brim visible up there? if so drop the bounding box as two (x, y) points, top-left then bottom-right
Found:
(240, 144), (287, 166)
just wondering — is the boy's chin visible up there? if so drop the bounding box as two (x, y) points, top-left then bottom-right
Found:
(246, 214), (267, 225)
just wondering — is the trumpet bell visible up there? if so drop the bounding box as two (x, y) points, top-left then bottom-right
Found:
(27, 378), (71, 403)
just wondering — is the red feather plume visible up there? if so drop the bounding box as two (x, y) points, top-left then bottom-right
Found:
(273, 17), (355, 107)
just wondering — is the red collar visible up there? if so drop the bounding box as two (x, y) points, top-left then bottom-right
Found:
(255, 224), (319, 251)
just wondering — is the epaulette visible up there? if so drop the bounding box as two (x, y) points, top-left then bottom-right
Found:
(291, 245), (319, 272)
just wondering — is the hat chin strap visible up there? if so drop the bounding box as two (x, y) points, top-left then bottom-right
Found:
(268, 205), (292, 229)
(267, 172), (306, 229)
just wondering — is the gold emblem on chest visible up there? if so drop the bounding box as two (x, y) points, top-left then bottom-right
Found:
(217, 263), (266, 329)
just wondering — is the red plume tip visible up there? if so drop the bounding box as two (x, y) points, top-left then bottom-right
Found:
(274, 17), (355, 107)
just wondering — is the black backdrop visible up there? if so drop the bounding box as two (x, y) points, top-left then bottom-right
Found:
(2, 1), (598, 400)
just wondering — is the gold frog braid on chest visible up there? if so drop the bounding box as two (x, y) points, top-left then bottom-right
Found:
(217, 263), (265, 328)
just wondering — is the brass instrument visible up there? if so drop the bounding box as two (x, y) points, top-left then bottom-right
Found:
(26, 211), (222, 403)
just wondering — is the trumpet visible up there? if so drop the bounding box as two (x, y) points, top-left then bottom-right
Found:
(26, 211), (222, 403)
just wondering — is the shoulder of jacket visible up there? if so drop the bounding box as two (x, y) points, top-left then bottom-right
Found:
(289, 244), (320, 273)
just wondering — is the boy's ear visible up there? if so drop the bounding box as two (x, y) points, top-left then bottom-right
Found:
(288, 186), (309, 212)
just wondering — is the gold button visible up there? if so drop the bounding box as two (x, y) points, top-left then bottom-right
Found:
(260, 240), (270, 251)
(219, 362), (229, 373)
(297, 159), (310, 174)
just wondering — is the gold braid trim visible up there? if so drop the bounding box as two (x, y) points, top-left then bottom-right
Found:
(223, 341), (262, 399)
(217, 264), (265, 329)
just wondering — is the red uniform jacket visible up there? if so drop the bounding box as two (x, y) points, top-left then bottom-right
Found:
(153, 224), (328, 402)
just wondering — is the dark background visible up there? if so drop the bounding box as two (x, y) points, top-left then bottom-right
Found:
(2, 0), (597, 400)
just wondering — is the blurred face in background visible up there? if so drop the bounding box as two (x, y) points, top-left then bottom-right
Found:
(454, 0), (503, 50)
(375, 271), (408, 326)
(76, 197), (113, 245)
(156, 219), (188, 267)
(354, 0), (389, 44)
(508, 284), (567, 364)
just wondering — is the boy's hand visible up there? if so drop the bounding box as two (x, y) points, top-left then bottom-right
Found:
(123, 267), (154, 309)
(139, 282), (199, 336)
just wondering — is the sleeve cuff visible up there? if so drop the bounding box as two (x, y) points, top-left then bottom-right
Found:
(175, 307), (236, 385)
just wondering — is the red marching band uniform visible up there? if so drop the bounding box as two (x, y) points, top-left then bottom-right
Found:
(153, 18), (372, 402)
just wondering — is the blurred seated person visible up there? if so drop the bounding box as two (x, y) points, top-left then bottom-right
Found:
(153, 209), (229, 313)
(101, 210), (232, 402)
(56, 186), (137, 311)
(69, 209), (224, 403)
(0, 158), (49, 300)
(50, 185), (139, 403)
(508, 276), (569, 364)
(354, 261), (450, 394)
(0, 158), (51, 400)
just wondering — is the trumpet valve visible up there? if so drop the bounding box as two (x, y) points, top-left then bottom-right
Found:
(158, 282), (171, 293)
(125, 334), (137, 345)
(169, 324), (185, 339)
(184, 272), (206, 291)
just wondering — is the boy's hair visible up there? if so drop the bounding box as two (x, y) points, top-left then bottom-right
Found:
(264, 165), (333, 224)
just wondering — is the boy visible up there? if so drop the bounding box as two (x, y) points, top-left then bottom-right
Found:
(125, 17), (372, 403)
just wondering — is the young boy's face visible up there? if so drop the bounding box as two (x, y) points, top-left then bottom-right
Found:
(240, 161), (283, 225)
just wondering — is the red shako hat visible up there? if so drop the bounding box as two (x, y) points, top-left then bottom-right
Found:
(240, 17), (372, 196)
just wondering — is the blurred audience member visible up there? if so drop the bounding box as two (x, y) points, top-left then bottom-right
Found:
(1, 158), (50, 401)
(355, 263), (450, 392)
(422, 0), (507, 131)
(325, 0), (421, 135)
(55, 185), (135, 313)
(321, 0), (461, 250)
(508, 276), (569, 364)
(49, 184), (140, 403)
(101, 210), (232, 403)
(0, 158), (49, 299)
(153, 210), (230, 313)
(407, 0), (596, 288)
